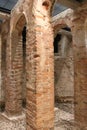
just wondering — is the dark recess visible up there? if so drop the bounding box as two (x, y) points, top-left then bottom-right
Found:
(54, 34), (61, 53)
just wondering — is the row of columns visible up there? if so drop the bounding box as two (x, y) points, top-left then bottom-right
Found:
(0, 2), (87, 130)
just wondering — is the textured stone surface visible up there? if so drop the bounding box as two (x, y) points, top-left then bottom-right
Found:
(0, 35), (1, 104)
(5, 35), (23, 116)
(0, 112), (26, 130)
(0, 0), (87, 129)
(72, 20), (87, 126)
(55, 103), (87, 130)
(53, 6), (87, 127)
(0, 103), (87, 130)
(54, 37), (74, 102)
(0, 20), (10, 108)
(6, 0), (54, 130)
(26, 1), (54, 129)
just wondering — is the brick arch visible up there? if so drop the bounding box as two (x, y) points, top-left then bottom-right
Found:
(5, 13), (27, 116)
(6, 0), (54, 129)
(16, 15), (26, 33)
(12, 13), (27, 105)
(11, 13), (27, 35)
(11, 13), (27, 60)
(15, 13), (27, 106)
(52, 9), (73, 37)
(53, 20), (72, 37)
(53, 22), (73, 65)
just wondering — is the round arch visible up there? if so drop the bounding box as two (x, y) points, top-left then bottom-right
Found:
(6, 0), (54, 130)
(11, 13), (27, 34)
(5, 13), (27, 115)
(53, 19), (72, 37)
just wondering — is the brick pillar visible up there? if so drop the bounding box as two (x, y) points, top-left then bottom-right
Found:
(26, 0), (54, 129)
(0, 35), (1, 108)
(1, 38), (6, 107)
(5, 33), (23, 116)
(72, 22), (87, 126)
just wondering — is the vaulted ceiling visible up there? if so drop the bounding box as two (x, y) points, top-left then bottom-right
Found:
(0, 0), (85, 16)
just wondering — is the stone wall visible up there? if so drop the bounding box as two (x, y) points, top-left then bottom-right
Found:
(54, 36), (74, 102)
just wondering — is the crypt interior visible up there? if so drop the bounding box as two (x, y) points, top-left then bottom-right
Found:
(0, 0), (87, 130)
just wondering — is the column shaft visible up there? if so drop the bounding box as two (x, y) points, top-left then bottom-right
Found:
(72, 24), (87, 125)
(5, 34), (23, 116)
(26, 1), (54, 129)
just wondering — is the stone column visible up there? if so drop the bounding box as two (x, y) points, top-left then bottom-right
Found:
(60, 35), (71, 57)
(54, 32), (74, 102)
(72, 21), (87, 126)
(26, 0), (54, 130)
(5, 32), (23, 116)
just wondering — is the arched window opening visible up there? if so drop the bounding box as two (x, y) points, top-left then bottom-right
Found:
(54, 27), (72, 56)
(14, 15), (27, 109)
(5, 14), (27, 115)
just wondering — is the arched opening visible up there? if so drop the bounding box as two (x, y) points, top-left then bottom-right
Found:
(5, 14), (27, 115)
(54, 25), (75, 129)
(13, 14), (27, 109)
(0, 0), (54, 130)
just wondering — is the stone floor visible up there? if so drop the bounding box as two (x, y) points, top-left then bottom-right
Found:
(0, 112), (26, 130)
(55, 103), (87, 130)
(0, 103), (87, 130)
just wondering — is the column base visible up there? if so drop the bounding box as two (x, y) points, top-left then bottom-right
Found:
(1, 111), (25, 120)
(0, 112), (26, 130)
